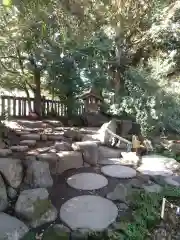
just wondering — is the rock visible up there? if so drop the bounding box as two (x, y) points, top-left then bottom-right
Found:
(55, 151), (83, 174)
(15, 188), (57, 227)
(7, 187), (18, 199)
(63, 129), (82, 141)
(0, 174), (8, 211)
(48, 134), (66, 141)
(106, 184), (128, 202)
(0, 158), (23, 188)
(0, 140), (6, 149)
(121, 152), (139, 166)
(37, 153), (59, 161)
(54, 141), (73, 151)
(31, 205), (57, 228)
(72, 141), (99, 166)
(99, 146), (121, 159)
(137, 154), (178, 176)
(164, 176), (180, 186)
(169, 142), (180, 154)
(116, 202), (129, 211)
(143, 184), (162, 193)
(129, 179), (144, 189)
(82, 134), (101, 145)
(37, 153), (59, 174)
(96, 119), (117, 145)
(21, 134), (40, 140)
(20, 140), (36, 147)
(24, 161), (53, 188)
(0, 213), (29, 239)
(10, 145), (29, 152)
(0, 149), (12, 157)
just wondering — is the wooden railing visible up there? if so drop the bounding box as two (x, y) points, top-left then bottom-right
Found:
(0, 95), (85, 118)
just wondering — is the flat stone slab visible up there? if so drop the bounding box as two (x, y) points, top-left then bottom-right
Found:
(60, 195), (118, 231)
(67, 173), (108, 190)
(21, 134), (40, 140)
(99, 146), (121, 159)
(137, 154), (177, 176)
(0, 149), (12, 157)
(20, 140), (36, 147)
(99, 158), (123, 165)
(10, 145), (29, 152)
(101, 165), (136, 178)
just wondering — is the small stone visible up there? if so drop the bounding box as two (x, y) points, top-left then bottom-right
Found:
(106, 183), (128, 202)
(0, 149), (12, 157)
(20, 140), (36, 147)
(143, 184), (162, 193)
(7, 187), (18, 199)
(10, 145), (29, 152)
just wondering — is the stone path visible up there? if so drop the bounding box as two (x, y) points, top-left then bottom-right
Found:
(0, 120), (180, 238)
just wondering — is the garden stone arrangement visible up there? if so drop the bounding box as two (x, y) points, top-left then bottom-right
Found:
(0, 119), (180, 239)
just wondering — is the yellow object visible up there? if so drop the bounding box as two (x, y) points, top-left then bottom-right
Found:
(132, 135), (141, 149)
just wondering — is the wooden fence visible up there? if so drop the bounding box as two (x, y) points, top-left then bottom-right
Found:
(0, 95), (85, 118)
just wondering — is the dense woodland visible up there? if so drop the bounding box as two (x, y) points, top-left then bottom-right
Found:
(0, 0), (180, 136)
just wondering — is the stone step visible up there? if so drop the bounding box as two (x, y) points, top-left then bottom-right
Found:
(0, 149), (12, 157)
(20, 140), (36, 147)
(10, 145), (29, 152)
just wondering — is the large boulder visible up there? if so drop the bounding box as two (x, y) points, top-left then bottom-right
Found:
(97, 120), (117, 145)
(55, 151), (83, 174)
(72, 141), (99, 166)
(99, 146), (121, 159)
(0, 174), (8, 211)
(0, 158), (23, 188)
(24, 161), (53, 188)
(15, 188), (57, 228)
(0, 213), (29, 239)
(63, 129), (82, 141)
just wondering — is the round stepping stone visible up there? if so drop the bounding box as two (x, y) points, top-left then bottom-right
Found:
(67, 173), (108, 190)
(60, 195), (118, 231)
(101, 165), (136, 178)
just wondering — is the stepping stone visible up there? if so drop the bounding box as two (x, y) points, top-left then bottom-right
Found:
(0, 149), (12, 157)
(101, 165), (136, 178)
(10, 145), (29, 152)
(20, 140), (36, 147)
(60, 195), (118, 231)
(137, 154), (176, 176)
(67, 173), (108, 190)
(21, 134), (40, 140)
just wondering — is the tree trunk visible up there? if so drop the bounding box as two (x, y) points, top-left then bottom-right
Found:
(33, 69), (42, 116)
(23, 85), (32, 113)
